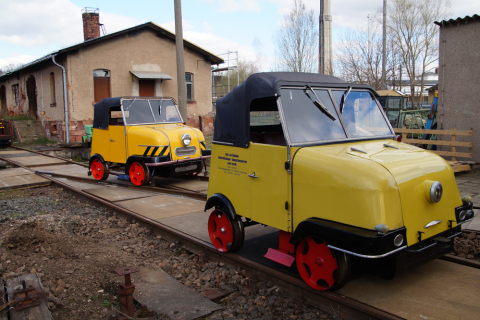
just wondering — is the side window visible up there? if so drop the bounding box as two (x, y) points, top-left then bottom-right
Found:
(50, 72), (56, 107)
(12, 84), (20, 106)
(249, 97), (286, 146)
(93, 69), (111, 102)
(185, 73), (193, 101)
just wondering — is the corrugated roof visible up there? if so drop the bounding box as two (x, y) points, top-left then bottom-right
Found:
(435, 14), (480, 26)
(376, 89), (407, 97)
(130, 71), (174, 80)
(0, 22), (224, 79)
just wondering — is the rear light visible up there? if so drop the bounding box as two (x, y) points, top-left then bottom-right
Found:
(394, 135), (402, 142)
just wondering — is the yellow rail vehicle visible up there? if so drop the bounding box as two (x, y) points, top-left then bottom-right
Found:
(89, 97), (210, 185)
(205, 73), (474, 291)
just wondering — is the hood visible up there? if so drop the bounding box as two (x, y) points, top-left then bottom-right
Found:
(338, 139), (461, 245)
(126, 124), (204, 160)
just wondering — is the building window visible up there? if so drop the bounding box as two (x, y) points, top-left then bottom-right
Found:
(93, 69), (111, 102)
(185, 73), (193, 101)
(50, 72), (56, 107)
(12, 84), (20, 106)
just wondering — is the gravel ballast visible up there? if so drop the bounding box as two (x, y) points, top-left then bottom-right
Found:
(0, 184), (335, 320)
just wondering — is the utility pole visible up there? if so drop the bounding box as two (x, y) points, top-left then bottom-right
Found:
(174, 0), (187, 122)
(367, 14), (372, 60)
(382, 0), (387, 90)
(319, 0), (333, 75)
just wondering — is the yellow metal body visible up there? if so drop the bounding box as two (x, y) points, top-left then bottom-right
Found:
(208, 139), (462, 246)
(91, 123), (206, 163)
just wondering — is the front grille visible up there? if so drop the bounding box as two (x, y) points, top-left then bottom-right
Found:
(175, 146), (197, 157)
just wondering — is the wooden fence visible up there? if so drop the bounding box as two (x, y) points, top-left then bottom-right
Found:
(393, 128), (473, 172)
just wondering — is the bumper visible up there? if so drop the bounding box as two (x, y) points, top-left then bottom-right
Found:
(368, 226), (462, 279)
(144, 155), (211, 167)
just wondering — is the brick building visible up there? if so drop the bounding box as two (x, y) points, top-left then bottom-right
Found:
(0, 9), (223, 142)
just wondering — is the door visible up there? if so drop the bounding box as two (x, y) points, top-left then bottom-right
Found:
(0, 85), (6, 116)
(108, 126), (126, 163)
(26, 76), (37, 119)
(249, 143), (290, 231)
(139, 80), (155, 97)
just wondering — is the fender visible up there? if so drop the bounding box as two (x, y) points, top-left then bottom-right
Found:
(89, 153), (105, 167)
(291, 218), (407, 258)
(205, 193), (237, 221)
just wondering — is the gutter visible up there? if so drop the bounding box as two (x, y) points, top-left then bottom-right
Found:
(51, 55), (70, 143)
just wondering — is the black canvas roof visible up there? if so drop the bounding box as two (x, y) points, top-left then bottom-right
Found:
(213, 72), (374, 148)
(93, 97), (122, 129)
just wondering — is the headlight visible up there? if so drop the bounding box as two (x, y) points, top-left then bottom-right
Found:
(375, 224), (389, 234)
(394, 234), (404, 247)
(424, 180), (443, 203)
(458, 210), (467, 221)
(466, 210), (475, 219)
(181, 133), (191, 146)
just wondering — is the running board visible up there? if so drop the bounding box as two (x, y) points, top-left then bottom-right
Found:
(264, 230), (296, 267)
(264, 248), (295, 267)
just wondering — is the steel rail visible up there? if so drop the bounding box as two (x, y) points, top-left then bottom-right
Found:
(35, 170), (207, 201)
(11, 145), (91, 168)
(0, 153), (404, 320)
(10, 145), (210, 181)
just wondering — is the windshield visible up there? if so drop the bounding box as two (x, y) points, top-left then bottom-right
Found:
(280, 88), (392, 144)
(121, 99), (182, 125)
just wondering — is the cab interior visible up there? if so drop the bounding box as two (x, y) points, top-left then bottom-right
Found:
(249, 96), (286, 146)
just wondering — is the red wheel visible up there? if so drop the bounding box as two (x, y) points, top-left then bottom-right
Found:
(129, 162), (150, 186)
(296, 236), (338, 291)
(208, 209), (244, 253)
(91, 158), (109, 181)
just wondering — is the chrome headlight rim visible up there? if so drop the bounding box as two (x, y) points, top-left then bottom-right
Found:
(430, 181), (443, 203)
(181, 133), (191, 147)
(394, 234), (404, 247)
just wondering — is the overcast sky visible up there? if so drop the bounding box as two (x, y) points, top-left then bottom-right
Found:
(1, 0), (479, 71)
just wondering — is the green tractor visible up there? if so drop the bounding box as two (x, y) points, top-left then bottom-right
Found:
(82, 125), (93, 148)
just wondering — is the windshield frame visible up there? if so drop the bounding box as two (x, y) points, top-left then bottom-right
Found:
(119, 98), (184, 126)
(277, 86), (395, 148)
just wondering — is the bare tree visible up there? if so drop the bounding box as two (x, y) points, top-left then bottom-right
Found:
(273, 0), (318, 73)
(335, 22), (401, 90)
(388, 0), (451, 108)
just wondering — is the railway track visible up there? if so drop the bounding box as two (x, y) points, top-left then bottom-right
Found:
(1, 146), (480, 320)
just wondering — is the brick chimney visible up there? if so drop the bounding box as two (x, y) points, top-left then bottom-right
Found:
(82, 8), (100, 41)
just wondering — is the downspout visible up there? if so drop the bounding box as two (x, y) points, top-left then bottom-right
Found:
(51, 54), (70, 143)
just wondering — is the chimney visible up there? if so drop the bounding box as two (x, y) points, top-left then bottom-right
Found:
(82, 8), (100, 41)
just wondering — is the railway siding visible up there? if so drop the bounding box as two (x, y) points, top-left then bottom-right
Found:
(2, 147), (480, 319)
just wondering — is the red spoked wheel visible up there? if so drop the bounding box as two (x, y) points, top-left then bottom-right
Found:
(129, 162), (150, 186)
(91, 158), (109, 181)
(208, 209), (244, 253)
(296, 236), (339, 291)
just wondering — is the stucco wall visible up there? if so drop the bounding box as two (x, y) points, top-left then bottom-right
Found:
(66, 28), (213, 123)
(0, 62), (65, 130)
(437, 19), (480, 162)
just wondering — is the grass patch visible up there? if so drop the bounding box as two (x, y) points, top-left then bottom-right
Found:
(4, 115), (35, 121)
(16, 137), (57, 147)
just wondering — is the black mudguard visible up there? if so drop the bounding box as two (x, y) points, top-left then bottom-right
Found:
(204, 193), (237, 221)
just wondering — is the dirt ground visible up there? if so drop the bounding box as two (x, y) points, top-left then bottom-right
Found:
(0, 184), (334, 320)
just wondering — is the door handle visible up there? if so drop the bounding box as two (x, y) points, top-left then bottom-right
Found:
(248, 172), (259, 179)
(110, 138), (114, 142)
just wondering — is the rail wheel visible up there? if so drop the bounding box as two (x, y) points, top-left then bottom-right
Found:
(129, 162), (150, 186)
(91, 158), (109, 181)
(208, 209), (244, 253)
(296, 236), (350, 291)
